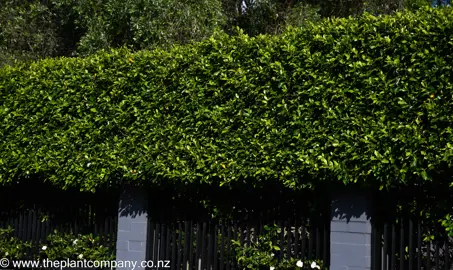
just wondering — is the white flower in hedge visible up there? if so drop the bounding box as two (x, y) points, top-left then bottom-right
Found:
(78, 254), (83, 259)
(270, 253), (274, 257)
(42, 246), (47, 250)
(73, 239), (78, 245)
(311, 262), (320, 269)
(296, 260), (303, 267)
(270, 267), (275, 270)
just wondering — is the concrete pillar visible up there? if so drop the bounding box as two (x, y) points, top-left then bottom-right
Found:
(116, 185), (149, 270)
(330, 190), (372, 270)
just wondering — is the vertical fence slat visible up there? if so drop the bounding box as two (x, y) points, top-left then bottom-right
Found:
(94, 206), (99, 237)
(377, 222), (382, 270)
(33, 207), (40, 258)
(23, 209), (30, 259)
(160, 223), (167, 265)
(160, 223), (165, 266)
(171, 224), (177, 270)
(165, 223), (172, 263)
(155, 223), (161, 263)
(183, 221), (190, 270)
(220, 224), (225, 270)
(233, 222), (238, 269)
(13, 210), (20, 238)
(207, 223), (212, 269)
(26, 208), (33, 258)
(279, 220), (284, 260)
(287, 220), (291, 260)
(391, 222), (396, 268)
(417, 221), (422, 270)
(113, 214), (118, 251)
(177, 222), (183, 270)
(91, 204), (97, 237)
(400, 217), (404, 270)
(253, 221), (259, 247)
(383, 223), (388, 270)
(188, 221), (194, 270)
(308, 219), (314, 260)
(371, 220), (377, 270)
(113, 193), (118, 251)
(96, 204), (102, 246)
(409, 219), (413, 270)
(35, 208), (42, 256)
(107, 213), (111, 251)
(103, 213), (109, 247)
(68, 204), (74, 238)
(239, 222), (244, 251)
(226, 223), (232, 270)
(18, 210), (25, 242)
(323, 216), (329, 264)
(202, 222), (208, 270)
(40, 213), (47, 251)
(75, 206), (80, 236)
(214, 224), (219, 270)
(246, 221), (251, 248)
(106, 208), (111, 251)
(301, 219), (306, 260)
(294, 219), (299, 259)
(112, 195), (118, 251)
(84, 204), (90, 235)
(435, 239), (440, 268)
(316, 224), (321, 259)
(259, 218), (264, 236)
(195, 222), (202, 270)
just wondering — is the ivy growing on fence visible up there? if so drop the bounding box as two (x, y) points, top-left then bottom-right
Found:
(1, 7), (453, 192)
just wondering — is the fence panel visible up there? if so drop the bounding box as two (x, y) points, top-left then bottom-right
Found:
(373, 218), (453, 270)
(372, 189), (453, 270)
(146, 185), (331, 270)
(0, 181), (119, 260)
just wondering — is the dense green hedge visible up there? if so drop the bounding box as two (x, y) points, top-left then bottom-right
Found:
(1, 7), (453, 191)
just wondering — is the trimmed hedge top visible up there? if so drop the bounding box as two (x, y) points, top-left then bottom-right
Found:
(1, 7), (453, 191)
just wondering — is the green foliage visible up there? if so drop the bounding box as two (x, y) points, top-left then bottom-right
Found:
(0, 0), (226, 66)
(0, 0), (436, 68)
(284, 2), (322, 28)
(232, 224), (325, 269)
(1, 7), (453, 191)
(0, 227), (114, 260)
(441, 214), (453, 237)
(39, 230), (115, 261)
(0, 1), (60, 67)
(69, 0), (227, 55)
(0, 227), (32, 259)
(222, 0), (322, 37)
(363, 0), (431, 15)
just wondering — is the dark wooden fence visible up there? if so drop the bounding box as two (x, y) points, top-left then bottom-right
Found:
(145, 184), (331, 270)
(0, 181), (119, 259)
(371, 187), (453, 270)
(372, 217), (453, 270)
